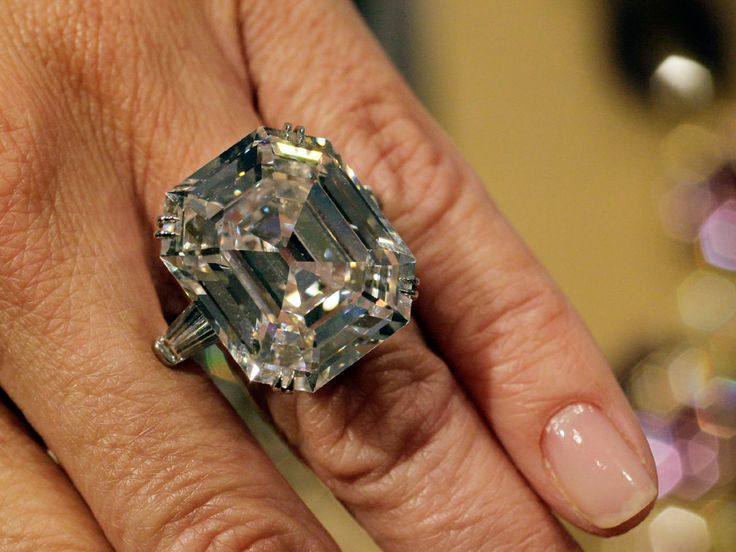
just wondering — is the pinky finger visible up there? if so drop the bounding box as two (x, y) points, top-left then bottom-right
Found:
(0, 391), (112, 552)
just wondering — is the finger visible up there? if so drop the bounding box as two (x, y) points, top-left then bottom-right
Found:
(239, 1), (573, 549)
(0, 391), (111, 551)
(239, 0), (657, 536)
(131, 4), (577, 548)
(0, 2), (337, 550)
(262, 325), (578, 551)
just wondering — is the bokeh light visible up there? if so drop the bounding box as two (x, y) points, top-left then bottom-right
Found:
(699, 199), (736, 271)
(648, 438), (683, 498)
(705, 162), (736, 204)
(648, 506), (711, 552)
(675, 428), (721, 501)
(659, 124), (722, 185)
(677, 270), (736, 332)
(650, 55), (715, 113)
(659, 181), (717, 242)
(628, 356), (682, 417)
(667, 347), (712, 407)
(696, 377), (736, 439)
(703, 498), (736, 552)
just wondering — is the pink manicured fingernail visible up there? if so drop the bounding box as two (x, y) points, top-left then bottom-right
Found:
(543, 403), (657, 529)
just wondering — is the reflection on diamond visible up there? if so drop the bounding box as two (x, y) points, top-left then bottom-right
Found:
(677, 270), (736, 332)
(160, 127), (416, 391)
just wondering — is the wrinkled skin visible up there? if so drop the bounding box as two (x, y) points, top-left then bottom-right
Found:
(0, 1), (656, 551)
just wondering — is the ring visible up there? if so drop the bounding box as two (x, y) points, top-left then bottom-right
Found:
(152, 124), (418, 392)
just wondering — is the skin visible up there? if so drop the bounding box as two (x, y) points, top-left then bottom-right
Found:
(0, 1), (657, 550)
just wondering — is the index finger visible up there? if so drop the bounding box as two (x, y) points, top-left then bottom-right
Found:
(239, 0), (657, 535)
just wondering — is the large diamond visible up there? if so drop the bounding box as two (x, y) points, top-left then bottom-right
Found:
(159, 127), (416, 392)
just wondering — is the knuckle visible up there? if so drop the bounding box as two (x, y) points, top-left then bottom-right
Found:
(338, 94), (468, 244)
(0, 1), (146, 162)
(153, 495), (326, 552)
(284, 330), (456, 489)
(0, 43), (92, 312)
(0, 498), (104, 552)
(450, 464), (575, 552)
(86, 419), (331, 552)
(37, 538), (101, 552)
(459, 270), (575, 390)
(9, 1), (120, 104)
(0, 249), (106, 360)
(67, 384), (333, 552)
(0, 100), (60, 233)
(399, 440), (500, 545)
(490, 505), (570, 552)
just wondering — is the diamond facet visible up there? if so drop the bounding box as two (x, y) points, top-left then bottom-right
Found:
(159, 127), (416, 392)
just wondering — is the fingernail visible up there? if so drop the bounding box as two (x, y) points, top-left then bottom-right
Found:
(543, 403), (657, 529)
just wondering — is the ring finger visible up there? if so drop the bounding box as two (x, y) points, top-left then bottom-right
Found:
(115, 1), (580, 549)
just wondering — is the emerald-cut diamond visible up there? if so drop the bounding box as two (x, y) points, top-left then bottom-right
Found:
(158, 126), (416, 392)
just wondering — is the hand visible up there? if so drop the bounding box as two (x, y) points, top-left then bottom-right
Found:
(0, 1), (657, 550)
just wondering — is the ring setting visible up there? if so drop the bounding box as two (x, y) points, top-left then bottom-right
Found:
(153, 124), (417, 392)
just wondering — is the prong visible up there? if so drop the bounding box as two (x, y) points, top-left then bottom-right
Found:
(294, 126), (305, 145)
(271, 370), (295, 393)
(157, 214), (179, 227)
(399, 277), (420, 299)
(283, 122), (293, 140)
(155, 214), (179, 238)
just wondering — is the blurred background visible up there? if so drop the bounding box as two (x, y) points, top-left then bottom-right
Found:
(206, 1), (736, 550)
